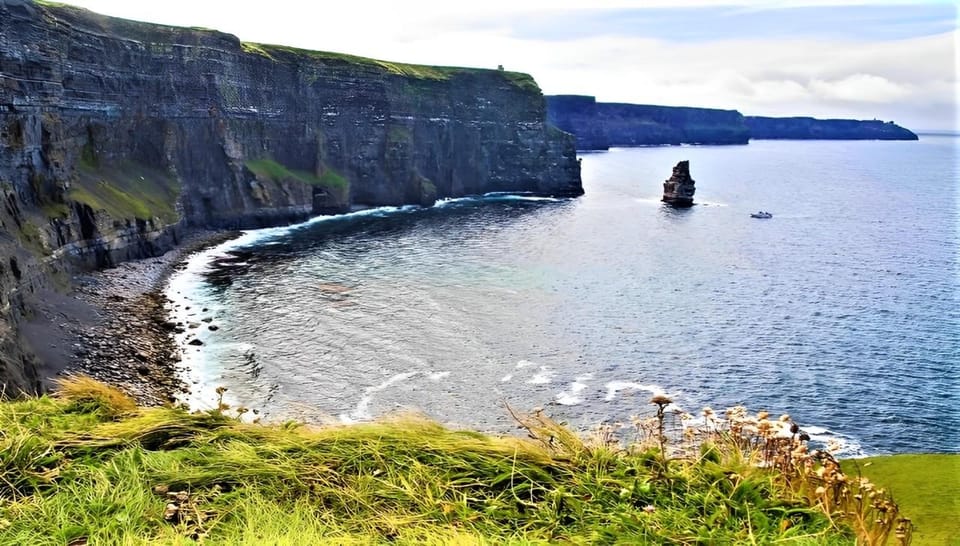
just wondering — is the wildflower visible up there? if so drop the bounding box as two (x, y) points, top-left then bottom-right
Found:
(779, 414), (791, 422)
(815, 486), (826, 496)
(702, 407), (714, 417)
(757, 410), (769, 420)
(643, 505), (656, 513)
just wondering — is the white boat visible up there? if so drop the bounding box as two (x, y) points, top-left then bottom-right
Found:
(750, 211), (773, 219)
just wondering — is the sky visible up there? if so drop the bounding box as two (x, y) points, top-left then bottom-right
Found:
(58, 0), (958, 131)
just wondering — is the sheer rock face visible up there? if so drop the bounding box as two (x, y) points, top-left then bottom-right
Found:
(744, 116), (918, 140)
(0, 0), (582, 394)
(661, 161), (695, 207)
(546, 95), (750, 150)
(546, 95), (918, 150)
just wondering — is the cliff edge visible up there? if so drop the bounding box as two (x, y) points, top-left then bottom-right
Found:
(0, 0), (582, 394)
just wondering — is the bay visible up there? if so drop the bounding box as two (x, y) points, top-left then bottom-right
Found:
(167, 136), (959, 456)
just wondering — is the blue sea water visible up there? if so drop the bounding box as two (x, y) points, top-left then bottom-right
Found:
(167, 136), (959, 456)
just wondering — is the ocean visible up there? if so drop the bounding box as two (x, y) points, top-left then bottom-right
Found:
(166, 136), (959, 456)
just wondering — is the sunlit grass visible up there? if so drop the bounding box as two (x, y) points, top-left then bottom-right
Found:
(843, 454), (960, 546)
(0, 377), (916, 544)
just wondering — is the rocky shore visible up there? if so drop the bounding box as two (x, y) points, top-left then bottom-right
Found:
(25, 231), (240, 405)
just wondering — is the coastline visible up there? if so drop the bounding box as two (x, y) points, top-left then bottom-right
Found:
(24, 230), (242, 406)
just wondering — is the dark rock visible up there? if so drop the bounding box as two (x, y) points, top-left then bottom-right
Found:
(744, 116), (918, 140)
(662, 161), (696, 207)
(188, 339), (204, 346)
(547, 96), (918, 149)
(547, 95), (749, 150)
(208, 325), (219, 331)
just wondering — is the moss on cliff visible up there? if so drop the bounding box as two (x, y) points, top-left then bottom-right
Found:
(244, 158), (349, 202)
(71, 162), (180, 223)
(500, 71), (541, 93)
(242, 43), (459, 80)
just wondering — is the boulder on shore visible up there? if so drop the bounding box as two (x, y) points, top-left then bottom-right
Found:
(662, 161), (696, 207)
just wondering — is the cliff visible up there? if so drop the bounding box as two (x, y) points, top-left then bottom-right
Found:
(0, 0), (582, 394)
(547, 96), (919, 149)
(744, 116), (918, 140)
(546, 95), (750, 149)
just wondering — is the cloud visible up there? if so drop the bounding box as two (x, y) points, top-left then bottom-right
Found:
(809, 74), (910, 103)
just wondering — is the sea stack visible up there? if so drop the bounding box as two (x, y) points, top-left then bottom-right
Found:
(661, 161), (696, 207)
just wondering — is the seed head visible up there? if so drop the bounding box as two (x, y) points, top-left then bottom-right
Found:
(650, 394), (672, 406)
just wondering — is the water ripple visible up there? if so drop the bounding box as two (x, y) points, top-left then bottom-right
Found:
(168, 137), (959, 455)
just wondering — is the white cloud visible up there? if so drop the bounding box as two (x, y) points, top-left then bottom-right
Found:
(809, 74), (910, 103)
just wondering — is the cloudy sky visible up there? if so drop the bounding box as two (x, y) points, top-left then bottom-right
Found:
(60, 0), (957, 131)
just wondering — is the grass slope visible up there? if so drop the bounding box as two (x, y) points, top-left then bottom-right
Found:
(244, 158), (348, 195)
(843, 454), (960, 546)
(0, 378), (912, 545)
(72, 161), (180, 223)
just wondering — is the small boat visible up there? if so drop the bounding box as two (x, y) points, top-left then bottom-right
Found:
(750, 211), (773, 219)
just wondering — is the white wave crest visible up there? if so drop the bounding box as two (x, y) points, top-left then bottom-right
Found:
(340, 371), (418, 423)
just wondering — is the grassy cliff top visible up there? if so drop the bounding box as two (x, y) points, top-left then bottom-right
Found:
(32, 0), (540, 91)
(0, 377), (920, 545)
(240, 42), (540, 91)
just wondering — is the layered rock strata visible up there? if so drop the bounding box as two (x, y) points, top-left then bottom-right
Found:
(547, 95), (750, 149)
(547, 96), (918, 150)
(661, 161), (696, 207)
(0, 0), (582, 395)
(744, 116), (918, 140)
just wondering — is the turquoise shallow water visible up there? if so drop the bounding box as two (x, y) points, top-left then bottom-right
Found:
(167, 136), (959, 456)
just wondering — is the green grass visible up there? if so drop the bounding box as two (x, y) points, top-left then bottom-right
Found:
(0, 378), (889, 545)
(242, 43), (460, 81)
(71, 161), (180, 223)
(241, 42), (540, 93)
(245, 158), (348, 194)
(843, 454), (960, 546)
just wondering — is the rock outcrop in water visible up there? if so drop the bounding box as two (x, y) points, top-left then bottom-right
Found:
(0, 0), (582, 395)
(547, 95), (749, 149)
(661, 161), (696, 207)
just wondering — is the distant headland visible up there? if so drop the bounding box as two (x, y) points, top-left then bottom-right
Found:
(547, 95), (918, 150)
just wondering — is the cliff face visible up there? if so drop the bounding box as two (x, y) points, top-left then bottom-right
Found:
(547, 96), (919, 149)
(546, 95), (750, 149)
(0, 0), (581, 394)
(744, 116), (918, 140)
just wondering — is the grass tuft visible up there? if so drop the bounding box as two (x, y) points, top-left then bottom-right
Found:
(53, 375), (138, 419)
